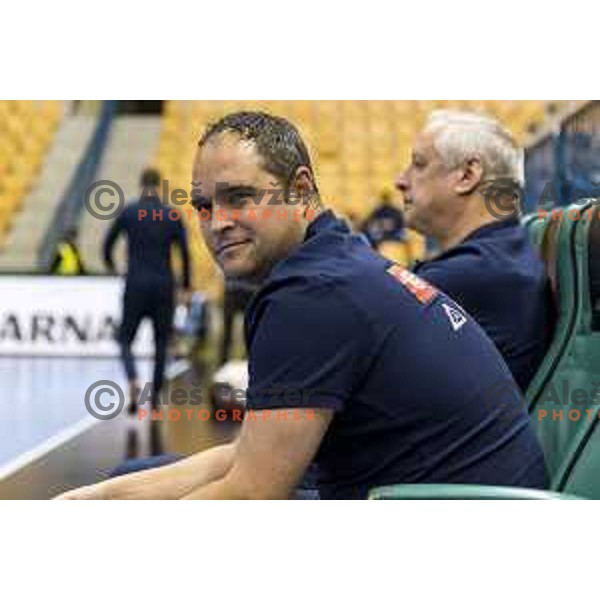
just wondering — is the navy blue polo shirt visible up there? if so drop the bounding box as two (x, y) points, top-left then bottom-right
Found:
(414, 218), (552, 391)
(244, 211), (548, 499)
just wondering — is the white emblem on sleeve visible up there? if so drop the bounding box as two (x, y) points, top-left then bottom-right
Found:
(442, 303), (467, 331)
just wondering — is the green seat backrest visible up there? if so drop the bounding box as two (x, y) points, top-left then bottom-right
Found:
(547, 203), (600, 497)
(521, 212), (538, 233)
(368, 484), (578, 500)
(522, 211), (552, 250)
(523, 212), (560, 407)
(525, 210), (578, 410)
(529, 201), (599, 488)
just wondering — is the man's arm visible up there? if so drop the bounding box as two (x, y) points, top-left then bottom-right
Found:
(56, 442), (236, 499)
(184, 280), (363, 499)
(102, 212), (126, 273)
(184, 408), (332, 499)
(57, 407), (332, 500)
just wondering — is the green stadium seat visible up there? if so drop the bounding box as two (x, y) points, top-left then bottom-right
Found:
(521, 213), (537, 229)
(529, 201), (600, 491)
(522, 210), (551, 250)
(543, 202), (600, 497)
(525, 206), (584, 413)
(368, 484), (578, 500)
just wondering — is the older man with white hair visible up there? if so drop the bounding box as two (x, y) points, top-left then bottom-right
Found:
(396, 110), (553, 391)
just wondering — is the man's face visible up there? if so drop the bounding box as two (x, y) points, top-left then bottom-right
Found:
(395, 130), (459, 236)
(192, 133), (308, 282)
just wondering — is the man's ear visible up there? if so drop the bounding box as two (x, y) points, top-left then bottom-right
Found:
(455, 156), (483, 196)
(288, 166), (316, 205)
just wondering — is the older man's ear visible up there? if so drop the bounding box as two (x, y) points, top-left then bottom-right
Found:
(455, 156), (484, 196)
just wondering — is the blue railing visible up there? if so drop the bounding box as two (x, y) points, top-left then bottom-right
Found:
(524, 131), (558, 213)
(37, 100), (117, 271)
(524, 101), (600, 211)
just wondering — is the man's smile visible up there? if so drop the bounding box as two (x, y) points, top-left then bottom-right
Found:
(217, 239), (252, 257)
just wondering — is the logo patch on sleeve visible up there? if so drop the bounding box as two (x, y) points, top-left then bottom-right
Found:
(442, 303), (467, 331)
(386, 264), (439, 305)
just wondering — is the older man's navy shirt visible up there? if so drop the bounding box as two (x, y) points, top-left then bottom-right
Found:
(414, 218), (552, 391)
(244, 211), (547, 499)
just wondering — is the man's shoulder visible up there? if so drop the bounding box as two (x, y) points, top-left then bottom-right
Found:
(259, 238), (389, 304)
(252, 272), (346, 311)
(416, 225), (547, 304)
(415, 243), (486, 287)
(417, 223), (540, 278)
(247, 271), (368, 337)
(121, 203), (143, 220)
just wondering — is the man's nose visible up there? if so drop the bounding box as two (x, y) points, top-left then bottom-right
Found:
(210, 206), (236, 234)
(395, 171), (409, 192)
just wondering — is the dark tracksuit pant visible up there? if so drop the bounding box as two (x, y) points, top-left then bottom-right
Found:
(119, 280), (174, 406)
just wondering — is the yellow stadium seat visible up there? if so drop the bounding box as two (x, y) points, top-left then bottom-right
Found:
(0, 100), (63, 245)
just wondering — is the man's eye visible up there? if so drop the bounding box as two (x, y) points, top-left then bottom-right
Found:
(192, 197), (212, 212)
(229, 194), (249, 208)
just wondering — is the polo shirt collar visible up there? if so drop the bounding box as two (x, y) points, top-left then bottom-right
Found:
(304, 209), (349, 241)
(462, 217), (520, 243)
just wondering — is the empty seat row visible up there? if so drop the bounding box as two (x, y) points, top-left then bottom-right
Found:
(0, 100), (63, 241)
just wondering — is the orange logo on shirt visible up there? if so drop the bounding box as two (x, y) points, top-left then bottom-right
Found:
(386, 264), (439, 304)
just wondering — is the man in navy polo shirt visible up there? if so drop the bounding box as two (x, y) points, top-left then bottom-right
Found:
(396, 110), (553, 391)
(59, 111), (547, 500)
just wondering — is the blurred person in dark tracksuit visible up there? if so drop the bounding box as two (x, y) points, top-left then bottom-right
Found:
(103, 168), (192, 415)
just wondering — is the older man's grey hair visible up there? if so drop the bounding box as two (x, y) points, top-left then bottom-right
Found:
(424, 110), (524, 186)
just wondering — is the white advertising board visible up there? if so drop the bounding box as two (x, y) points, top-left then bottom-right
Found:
(0, 276), (153, 357)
